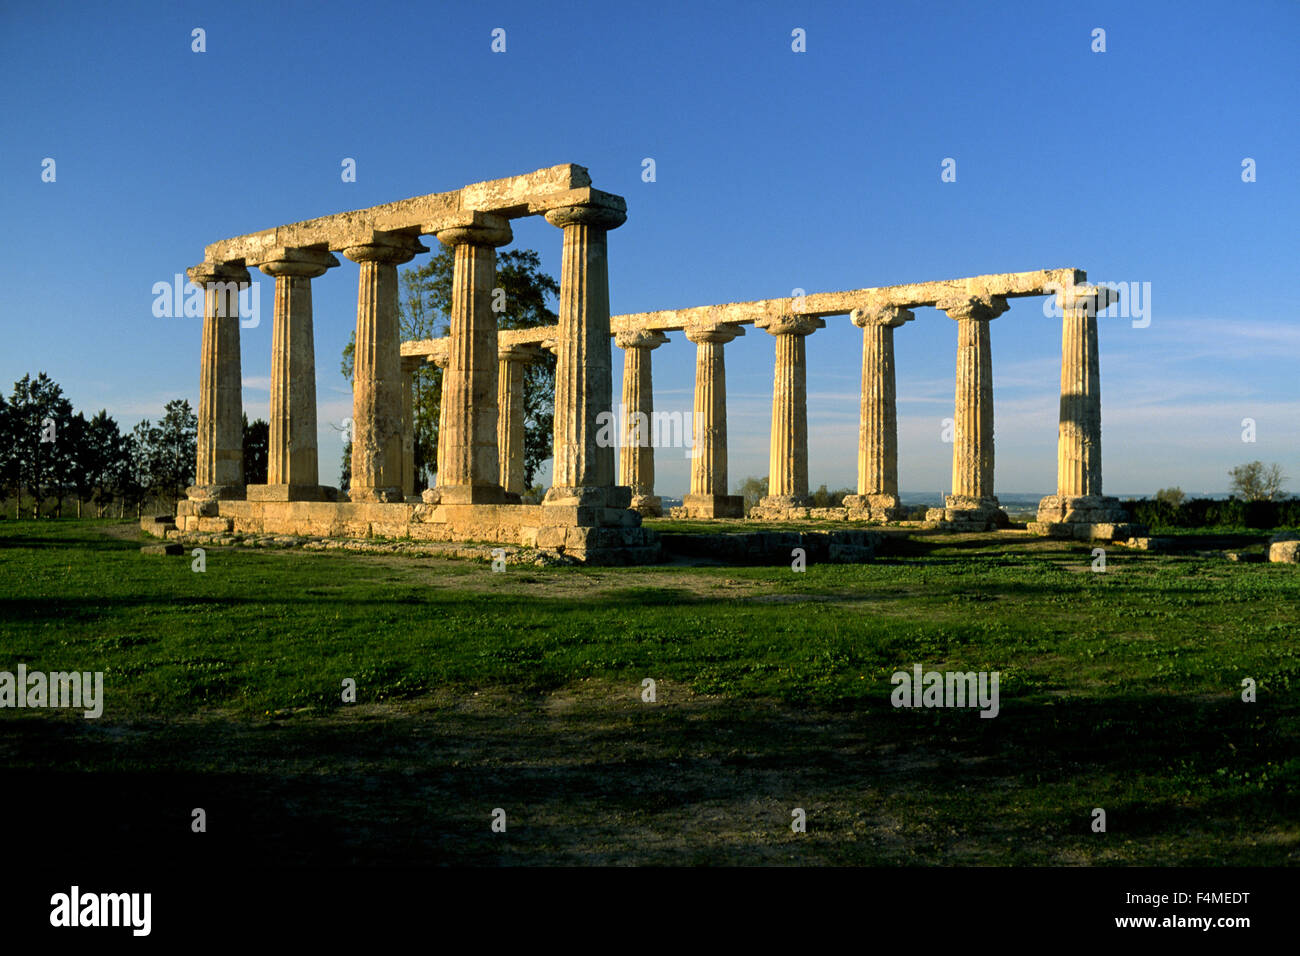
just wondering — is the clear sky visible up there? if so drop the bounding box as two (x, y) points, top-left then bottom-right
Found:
(2, 0), (1296, 498)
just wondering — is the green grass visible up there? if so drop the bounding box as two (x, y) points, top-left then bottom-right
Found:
(0, 518), (1296, 865)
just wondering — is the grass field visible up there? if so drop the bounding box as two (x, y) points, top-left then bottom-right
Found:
(0, 519), (1296, 865)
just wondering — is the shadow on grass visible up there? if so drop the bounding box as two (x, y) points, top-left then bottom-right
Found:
(1, 690), (1293, 866)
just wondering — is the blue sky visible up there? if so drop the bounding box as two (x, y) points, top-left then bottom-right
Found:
(2, 0), (1297, 497)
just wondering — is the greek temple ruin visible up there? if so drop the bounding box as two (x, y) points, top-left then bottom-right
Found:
(177, 164), (1134, 563)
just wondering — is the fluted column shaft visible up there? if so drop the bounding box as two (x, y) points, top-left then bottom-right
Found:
(188, 260), (249, 495)
(345, 234), (425, 502)
(939, 296), (1008, 501)
(257, 249), (337, 490)
(758, 315), (822, 507)
(435, 216), (512, 503)
(543, 201), (627, 506)
(1058, 300), (1102, 498)
(852, 305), (912, 497)
(432, 352), (450, 486)
(771, 334), (807, 497)
(616, 330), (668, 514)
(497, 345), (542, 498)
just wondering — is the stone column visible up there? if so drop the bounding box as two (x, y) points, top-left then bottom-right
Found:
(542, 198), (629, 509)
(927, 295), (1009, 529)
(755, 314), (824, 516)
(497, 344), (543, 501)
(344, 233), (426, 503)
(187, 260), (250, 499)
(400, 355), (425, 499)
(430, 350), (450, 490)
(615, 329), (669, 516)
(247, 247), (339, 500)
(682, 323), (745, 518)
(1034, 285), (1130, 535)
(432, 213), (513, 504)
(844, 304), (913, 522)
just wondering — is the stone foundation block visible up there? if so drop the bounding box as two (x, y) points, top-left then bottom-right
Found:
(680, 493), (745, 519)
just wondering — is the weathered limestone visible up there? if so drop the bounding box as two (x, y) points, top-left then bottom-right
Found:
(187, 260), (250, 500)
(430, 350), (450, 493)
(678, 323), (745, 519)
(185, 166), (663, 563)
(615, 329), (669, 516)
(1030, 286), (1133, 538)
(542, 198), (630, 509)
(752, 314), (824, 518)
(843, 304), (912, 522)
(245, 248), (339, 501)
(435, 213), (513, 504)
(926, 296), (1010, 531)
(1269, 534), (1300, 564)
(345, 232), (427, 503)
(497, 344), (543, 500)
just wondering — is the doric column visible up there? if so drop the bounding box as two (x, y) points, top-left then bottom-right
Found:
(246, 247), (339, 500)
(400, 354), (425, 499)
(844, 303), (913, 521)
(187, 259), (249, 499)
(542, 197), (629, 509)
(497, 344), (544, 501)
(615, 329), (669, 516)
(681, 323), (745, 518)
(344, 232), (427, 503)
(434, 213), (513, 504)
(755, 314), (824, 514)
(929, 295), (1009, 529)
(430, 349), (450, 490)
(1034, 285), (1130, 534)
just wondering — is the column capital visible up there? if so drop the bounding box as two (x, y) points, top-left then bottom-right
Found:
(544, 201), (627, 231)
(343, 231), (428, 265)
(430, 351), (450, 370)
(251, 246), (340, 279)
(757, 314), (824, 337)
(434, 211), (513, 249)
(187, 260), (250, 287)
(614, 329), (669, 350)
(851, 303), (914, 328)
(499, 343), (546, 363)
(684, 322), (744, 345)
(937, 295), (1009, 322)
(1052, 284), (1116, 315)
(400, 354), (427, 374)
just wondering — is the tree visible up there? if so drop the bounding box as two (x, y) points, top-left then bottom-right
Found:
(5, 373), (75, 517)
(242, 414), (269, 485)
(341, 246), (559, 490)
(1228, 461), (1288, 502)
(1155, 487), (1186, 507)
(80, 410), (128, 517)
(121, 421), (154, 518)
(0, 392), (11, 515)
(811, 484), (854, 508)
(737, 476), (768, 515)
(149, 400), (198, 504)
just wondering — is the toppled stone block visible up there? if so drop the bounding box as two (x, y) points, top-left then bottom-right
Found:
(1268, 535), (1300, 563)
(140, 515), (176, 536)
(140, 542), (183, 556)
